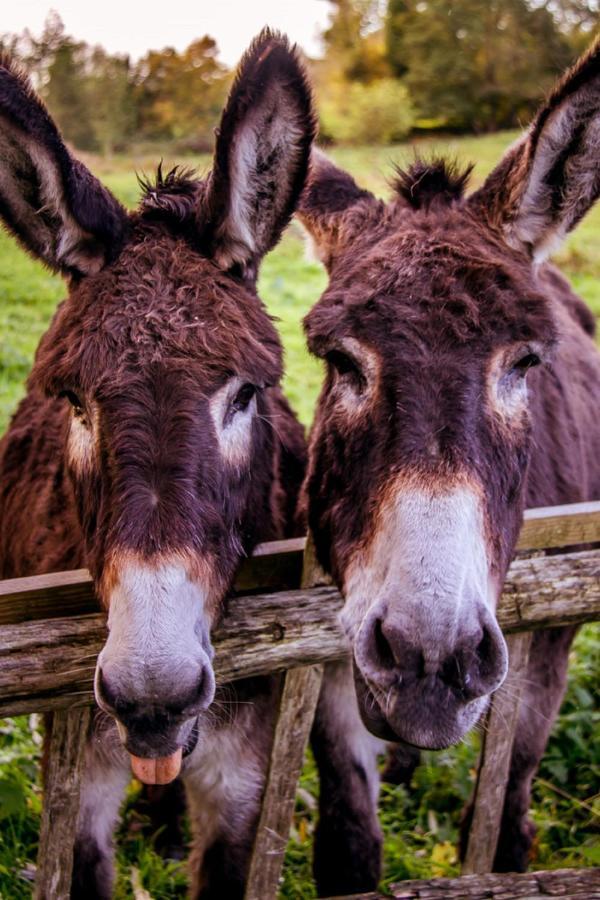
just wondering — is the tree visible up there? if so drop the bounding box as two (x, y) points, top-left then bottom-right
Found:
(320, 0), (390, 82)
(133, 37), (228, 147)
(385, 0), (410, 77)
(45, 35), (95, 149)
(85, 48), (135, 157)
(385, 0), (573, 131)
(543, 0), (600, 53)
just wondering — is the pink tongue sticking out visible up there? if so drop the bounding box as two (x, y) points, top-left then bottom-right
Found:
(130, 748), (183, 785)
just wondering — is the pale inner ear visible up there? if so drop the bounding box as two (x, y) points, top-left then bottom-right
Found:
(214, 84), (304, 270)
(509, 104), (600, 261)
(27, 140), (104, 274)
(209, 378), (256, 467)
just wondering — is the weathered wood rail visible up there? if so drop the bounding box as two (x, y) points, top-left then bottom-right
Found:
(0, 499), (598, 899)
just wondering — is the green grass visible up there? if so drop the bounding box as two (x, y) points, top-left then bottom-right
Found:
(0, 132), (598, 898)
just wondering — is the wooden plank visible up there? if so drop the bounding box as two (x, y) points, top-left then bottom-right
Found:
(0, 541), (306, 626)
(245, 664), (323, 900)
(245, 536), (325, 900)
(0, 500), (597, 626)
(0, 569), (97, 625)
(498, 548), (600, 632)
(34, 707), (91, 900)
(386, 866), (600, 899)
(0, 548), (598, 718)
(462, 632), (532, 874)
(517, 499), (600, 551)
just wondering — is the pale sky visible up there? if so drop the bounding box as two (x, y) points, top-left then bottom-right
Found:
(3, 1), (330, 65)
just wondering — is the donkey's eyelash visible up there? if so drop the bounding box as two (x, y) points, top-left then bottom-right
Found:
(511, 352), (541, 373)
(58, 389), (84, 411)
(326, 350), (366, 390)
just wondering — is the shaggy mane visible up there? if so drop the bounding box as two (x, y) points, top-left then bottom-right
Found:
(138, 163), (200, 221)
(393, 158), (474, 210)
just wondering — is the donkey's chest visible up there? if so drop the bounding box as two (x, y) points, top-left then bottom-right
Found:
(182, 679), (277, 808)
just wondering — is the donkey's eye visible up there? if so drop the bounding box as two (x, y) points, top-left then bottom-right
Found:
(230, 383), (256, 415)
(326, 350), (365, 392)
(59, 390), (84, 413)
(511, 352), (541, 375)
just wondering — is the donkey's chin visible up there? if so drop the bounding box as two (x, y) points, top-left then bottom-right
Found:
(352, 663), (488, 750)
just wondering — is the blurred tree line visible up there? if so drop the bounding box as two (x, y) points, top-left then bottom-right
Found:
(0, 11), (229, 156)
(316, 0), (599, 141)
(1, 4), (599, 151)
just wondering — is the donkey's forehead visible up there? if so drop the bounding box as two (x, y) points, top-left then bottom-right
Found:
(310, 222), (556, 349)
(33, 228), (282, 392)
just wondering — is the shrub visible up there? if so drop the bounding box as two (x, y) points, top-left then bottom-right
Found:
(319, 78), (414, 145)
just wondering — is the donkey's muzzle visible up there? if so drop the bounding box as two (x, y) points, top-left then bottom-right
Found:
(94, 654), (215, 758)
(353, 601), (508, 748)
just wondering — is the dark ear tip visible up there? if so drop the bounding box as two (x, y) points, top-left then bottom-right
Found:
(238, 27), (308, 85)
(0, 51), (38, 102)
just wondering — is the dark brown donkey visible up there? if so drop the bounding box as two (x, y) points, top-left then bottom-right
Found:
(298, 43), (600, 896)
(0, 32), (315, 898)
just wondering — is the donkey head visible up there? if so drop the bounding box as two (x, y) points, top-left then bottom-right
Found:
(299, 43), (600, 749)
(0, 31), (314, 780)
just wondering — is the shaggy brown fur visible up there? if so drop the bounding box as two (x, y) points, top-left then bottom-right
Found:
(300, 41), (600, 895)
(0, 30), (314, 899)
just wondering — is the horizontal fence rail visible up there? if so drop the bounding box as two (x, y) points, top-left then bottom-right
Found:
(356, 866), (600, 899)
(0, 501), (599, 719)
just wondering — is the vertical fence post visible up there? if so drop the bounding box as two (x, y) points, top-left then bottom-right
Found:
(244, 536), (326, 900)
(462, 631), (533, 874)
(34, 706), (91, 900)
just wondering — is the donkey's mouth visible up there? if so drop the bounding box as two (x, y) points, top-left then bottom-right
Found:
(352, 661), (485, 750)
(127, 719), (199, 784)
(130, 749), (182, 785)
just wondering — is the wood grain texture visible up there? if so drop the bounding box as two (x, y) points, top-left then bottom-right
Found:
(517, 500), (600, 551)
(387, 866), (600, 898)
(0, 502), (597, 626)
(0, 549), (598, 717)
(34, 707), (91, 900)
(462, 632), (532, 874)
(245, 664), (323, 900)
(245, 535), (326, 900)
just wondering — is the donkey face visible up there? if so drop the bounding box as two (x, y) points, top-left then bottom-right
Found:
(299, 43), (600, 749)
(0, 32), (314, 779)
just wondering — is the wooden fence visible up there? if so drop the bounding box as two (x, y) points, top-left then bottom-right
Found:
(0, 500), (599, 899)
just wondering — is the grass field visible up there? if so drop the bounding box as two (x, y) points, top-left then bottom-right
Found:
(0, 132), (598, 898)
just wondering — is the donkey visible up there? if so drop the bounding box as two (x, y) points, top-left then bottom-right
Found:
(0, 31), (315, 898)
(298, 42), (600, 895)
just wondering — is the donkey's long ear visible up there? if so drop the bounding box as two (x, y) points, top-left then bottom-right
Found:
(0, 55), (127, 277)
(471, 39), (600, 261)
(297, 149), (379, 271)
(202, 30), (316, 273)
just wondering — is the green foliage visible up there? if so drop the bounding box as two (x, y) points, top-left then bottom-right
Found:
(385, 0), (575, 131)
(319, 77), (414, 144)
(320, 0), (390, 82)
(2, 13), (228, 157)
(133, 38), (229, 149)
(86, 49), (136, 157)
(0, 133), (598, 897)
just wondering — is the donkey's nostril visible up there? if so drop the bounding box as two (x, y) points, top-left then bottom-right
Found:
(439, 654), (463, 691)
(374, 618), (396, 670)
(477, 626), (493, 664)
(96, 666), (119, 712)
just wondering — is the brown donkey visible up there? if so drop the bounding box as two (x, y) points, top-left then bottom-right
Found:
(0, 32), (315, 898)
(299, 43), (600, 895)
